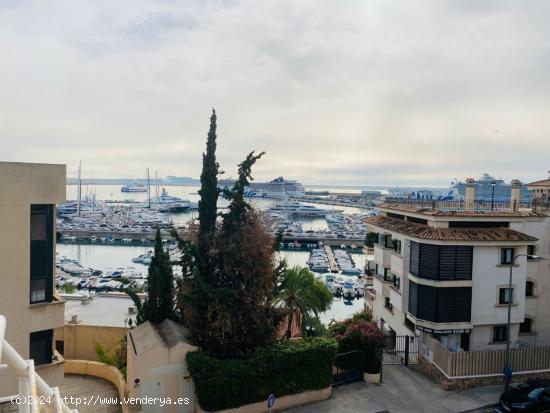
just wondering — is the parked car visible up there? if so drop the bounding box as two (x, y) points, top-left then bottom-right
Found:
(496, 380), (550, 412)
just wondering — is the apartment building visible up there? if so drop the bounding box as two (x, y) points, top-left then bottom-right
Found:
(0, 162), (66, 396)
(365, 178), (550, 353)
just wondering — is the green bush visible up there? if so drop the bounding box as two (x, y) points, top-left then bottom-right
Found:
(364, 231), (378, 247)
(337, 321), (384, 374)
(328, 309), (383, 374)
(187, 338), (337, 411)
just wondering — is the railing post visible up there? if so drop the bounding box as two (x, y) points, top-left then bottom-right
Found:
(404, 336), (410, 367)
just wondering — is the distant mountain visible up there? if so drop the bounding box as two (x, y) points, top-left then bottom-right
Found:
(66, 177), (198, 185)
(164, 176), (200, 184)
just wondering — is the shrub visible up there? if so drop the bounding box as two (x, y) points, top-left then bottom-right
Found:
(187, 338), (337, 411)
(328, 310), (383, 374)
(328, 308), (372, 337)
(336, 321), (384, 374)
(365, 231), (378, 247)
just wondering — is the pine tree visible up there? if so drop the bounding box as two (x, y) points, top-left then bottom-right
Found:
(127, 228), (174, 324)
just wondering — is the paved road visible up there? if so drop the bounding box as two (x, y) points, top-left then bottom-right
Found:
(59, 374), (121, 413)
(289, 365), (501, 413)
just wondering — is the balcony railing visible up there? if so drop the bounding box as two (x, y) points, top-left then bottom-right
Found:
(0, 315), (77, 413)
(383, 197), (549, 213)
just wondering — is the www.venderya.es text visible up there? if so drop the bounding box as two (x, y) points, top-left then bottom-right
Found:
(11, 395), (191, 407)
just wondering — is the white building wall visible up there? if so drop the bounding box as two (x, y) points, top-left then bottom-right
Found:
(470, 245), (527, 327)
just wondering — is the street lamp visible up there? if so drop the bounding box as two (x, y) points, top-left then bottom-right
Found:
(491, 181), (496, 210)
(504, 253), (545, 391)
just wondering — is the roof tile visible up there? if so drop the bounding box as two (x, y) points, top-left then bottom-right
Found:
(365, 215), (537, 242)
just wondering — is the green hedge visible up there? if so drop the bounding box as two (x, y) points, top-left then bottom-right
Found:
(187, 338), (337, 411)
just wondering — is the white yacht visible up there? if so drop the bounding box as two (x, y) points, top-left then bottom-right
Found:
(148, 188), (191, 212)
(269, 201), (338, 217)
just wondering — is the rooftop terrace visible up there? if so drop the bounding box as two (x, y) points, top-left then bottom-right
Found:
(380, 198), (549, 218)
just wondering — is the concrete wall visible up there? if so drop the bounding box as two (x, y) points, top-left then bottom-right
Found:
(127, 338), (197, 413)
(59, 324), (129, 361)
(0, 162), (66, 396)
(471, 245), (527, 327)
(196, 386), (332, 413)
(517, 219), (550, 346)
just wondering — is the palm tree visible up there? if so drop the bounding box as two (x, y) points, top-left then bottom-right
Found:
(277, 266), (332, 339)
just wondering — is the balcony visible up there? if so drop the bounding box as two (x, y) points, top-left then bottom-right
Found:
(29, 294), (65, 332)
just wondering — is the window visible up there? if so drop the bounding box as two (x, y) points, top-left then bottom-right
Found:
(520, 318), (533, 334)
(499, 288), (513, 305)
(501, 248), (515, 265)
(393, 239), (402, 254)
(30, 205), (54, 304)
(408, 281), (472, 323)
(30, 329), (53, 365)
(376, 265), (388, 281)
(493, 325), (508, 343)
(384, 297), (393, 312)
(393, 275), (401, 290)
(409, 242), (473, 280)
(55, 340), (65, 355)
(527, 245), (536, 259)
(378, 233), (392, 248)
(526, 281), (535, 297)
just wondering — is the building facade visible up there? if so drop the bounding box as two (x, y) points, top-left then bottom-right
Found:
(0, 162), (66, 396)
(366, 178), (550, 354)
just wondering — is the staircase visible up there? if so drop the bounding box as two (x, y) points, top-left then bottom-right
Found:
(0, 315), (77, 413)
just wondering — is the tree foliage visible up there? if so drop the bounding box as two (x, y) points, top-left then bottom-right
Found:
(127, 228), (175, 325)
(276, 266), (332, 339)
(176, 110), (282, 358)
(365, 231), (378, 247)
(94, 338), (127, 378)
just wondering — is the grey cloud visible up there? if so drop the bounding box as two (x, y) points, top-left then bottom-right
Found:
(1, 0), (549, 186)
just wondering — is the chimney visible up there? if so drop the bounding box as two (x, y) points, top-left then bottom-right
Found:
(465, 178), (475, 210)
(511, 179), (521, 210)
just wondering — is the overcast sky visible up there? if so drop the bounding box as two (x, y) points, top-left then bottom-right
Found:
(1, 0), (549, 186)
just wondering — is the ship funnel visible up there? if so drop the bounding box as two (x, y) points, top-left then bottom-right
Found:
(511, 179), (521, 211)
(465, 178), (475, 210)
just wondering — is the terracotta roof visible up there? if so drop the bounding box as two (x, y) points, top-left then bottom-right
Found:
(527, 178), (550, 187)
(379, 203), (547, 217)
(365, 216), (538, 242)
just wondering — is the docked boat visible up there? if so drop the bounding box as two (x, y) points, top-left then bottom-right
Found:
(269, 201), (338, 217)
(149, 188), (191, 212)
(132, 251), (153, 265)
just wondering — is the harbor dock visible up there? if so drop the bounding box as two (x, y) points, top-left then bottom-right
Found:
(58, 229), (365, 247)
(324, 245), (339, 272)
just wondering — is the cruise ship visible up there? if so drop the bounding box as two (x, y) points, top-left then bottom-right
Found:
(452, 173), (532, 202)
(121, 183), (147, 193)
(249, 176), (305, 197)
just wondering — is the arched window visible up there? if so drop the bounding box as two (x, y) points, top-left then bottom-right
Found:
(520, 317), (534, 334)
(526, 280), (535, 297)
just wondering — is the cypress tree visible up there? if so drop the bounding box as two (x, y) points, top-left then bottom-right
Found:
(198, 109), (220, 256)
(176, 111), (282, 358)
(127, 227), (174, 324)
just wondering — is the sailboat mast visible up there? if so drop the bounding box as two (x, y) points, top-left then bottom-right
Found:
(147, 168), (151, 209)
(155, 170), (159, 198)
(77, 161), (82, 217)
